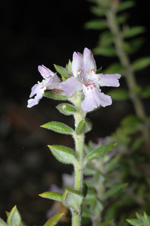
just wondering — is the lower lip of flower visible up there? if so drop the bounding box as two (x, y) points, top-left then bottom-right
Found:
(85, 83), (96, 90)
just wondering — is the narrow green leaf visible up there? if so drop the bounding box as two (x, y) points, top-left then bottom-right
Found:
(41, 121), (74, 135)
(142, 86), (150, 98)
(117, 1), (135, 12)
(136, 213), (143, 222)
(62, 189), (84, 212)
(93, 198), (104, 214)
(82, 208), (92, 218)
(6, 212), (27, 226)
(98, 32), (113, 47)
(96, 66), (102, 74)
(44, 212), (64, 226)
(108, 89), (129, 100)
(94, 46), (116, 57)
(44, 91), (68, 100)
(103, 63), (123, 75)
(84, 144), (92, 155)
(126, 219), (143, 226)
(143, 212), (150, 226)
(121, 115), (141, 127)
(105, 155), (120, 172)
(20, 221), (28, 226)
(131, 137), (144, 152)
(39, 192), (62, 202)
(91, 6), (105, 16)
(76, 119), (92, 135)
(0, 218), (8, 226)
(106, 183), (128, 198)
(54, 64), (68, 77)
(84, 165), (96, 175)
(48, 145), (77, 165)
(117, 14), (128, 24)
(132, 57), (150, 71)
(84, 20), (107, 30)
(82, 183), (88, 198)
(84, 143), (116, 165)
(100, 219), (114, 226)
(123, 26), (145, 38)
(7, 206), (21, 226)
(66, 60), (72, 74)
(56, 103), (76, 115)
(127, 38), (144, 54)
(76, 120), (84, 134)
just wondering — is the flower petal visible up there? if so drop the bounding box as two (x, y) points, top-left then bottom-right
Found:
(96, 73), (121, 87)
(95, 92), (112, 107)
(83, 47), (96, 73)
(47, 74), (61, 89)
(38, 65), (54, 78)
(27, 89), (44, 108)
(29, 84), (40, 98)
(81, 85), (112, 112)
(72, 52), (83, 76)
(58, 77), (83, 97)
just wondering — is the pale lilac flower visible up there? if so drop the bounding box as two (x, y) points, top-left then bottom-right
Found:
(27, 65), (61, 108)
(59, 48), (121, 112)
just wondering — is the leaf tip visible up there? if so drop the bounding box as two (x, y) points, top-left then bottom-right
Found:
(38, 193), (44, 197)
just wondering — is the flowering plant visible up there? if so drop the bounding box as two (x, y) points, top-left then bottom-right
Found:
(1, 1), (150, 225)
(26, 47), (120, 226)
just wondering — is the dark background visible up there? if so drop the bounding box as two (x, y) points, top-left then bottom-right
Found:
(0, 0), (150, 225)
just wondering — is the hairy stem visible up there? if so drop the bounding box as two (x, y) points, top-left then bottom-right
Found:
(70, 94), (86, 226)
(105, 8), (150, 149)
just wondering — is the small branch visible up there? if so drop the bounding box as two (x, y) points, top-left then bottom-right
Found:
(105, 8), (150, 149)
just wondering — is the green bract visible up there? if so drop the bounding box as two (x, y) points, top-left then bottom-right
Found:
(66, 59), (72, 74)
(62, 189), (84, 212)
(44, 91), (68, 100)
(56, 103), (77, 115)
(75, 119), (92, 135)
(54, 64), (68, 77)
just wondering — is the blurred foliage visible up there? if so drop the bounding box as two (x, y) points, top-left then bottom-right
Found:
(84, 0), (150, 225)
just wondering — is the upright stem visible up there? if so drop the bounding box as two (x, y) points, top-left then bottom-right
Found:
(70, 94), (86, 226)
(74, 132), (85, 192)
(105, 8), (150, 149)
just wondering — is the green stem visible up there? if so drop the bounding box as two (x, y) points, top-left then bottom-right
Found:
(105, 8), (150, 149)
(70, 94), (86, 226)
(74, 133), (85, 192)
